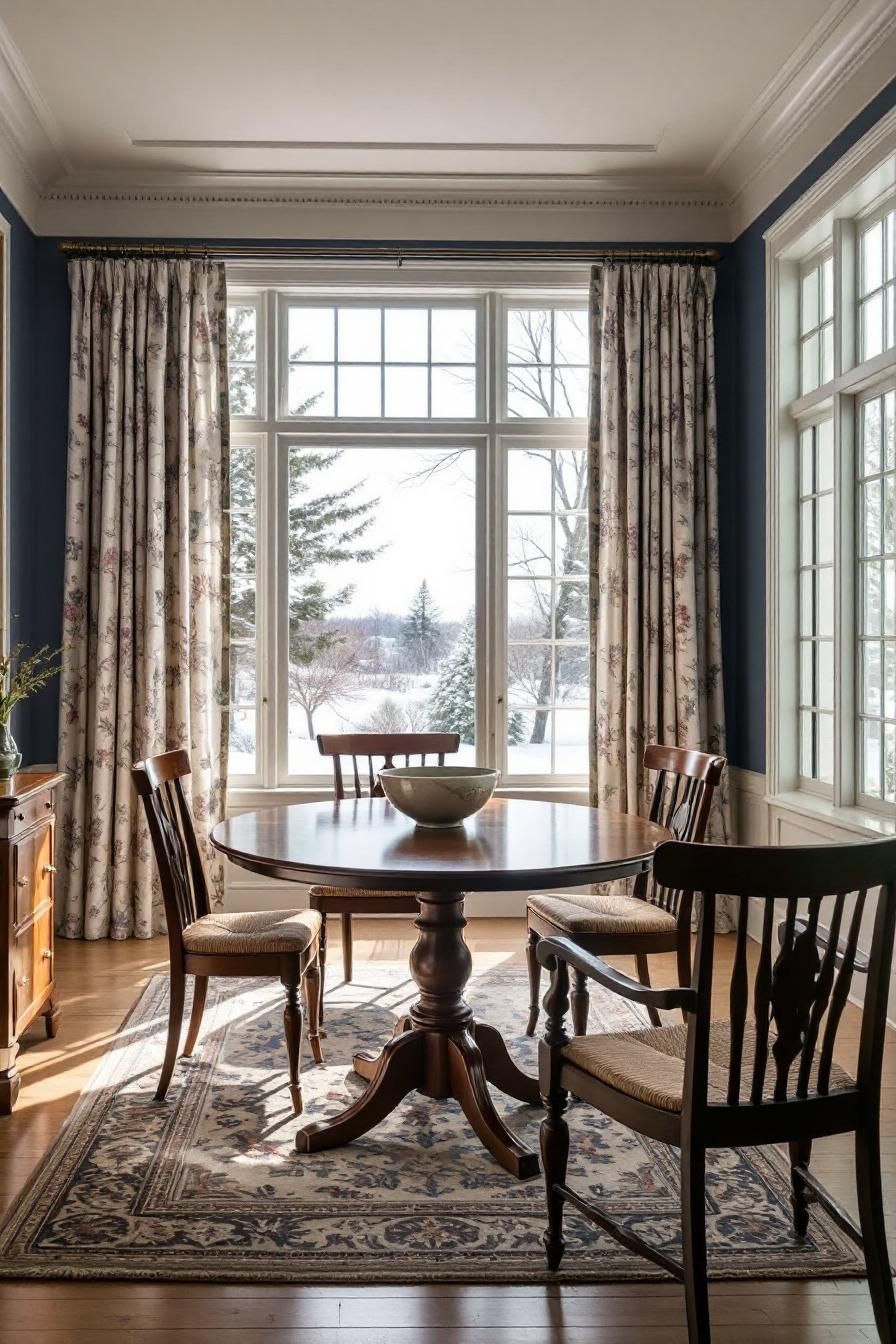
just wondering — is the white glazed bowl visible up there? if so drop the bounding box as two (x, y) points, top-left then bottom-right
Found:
(378, 765), (499, 828)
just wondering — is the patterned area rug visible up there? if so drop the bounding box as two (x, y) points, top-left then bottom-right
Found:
(0, 954), (865, 1283)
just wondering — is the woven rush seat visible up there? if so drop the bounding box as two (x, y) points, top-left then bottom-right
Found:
(309, 885), (414, 901)
(527, 890), (677, 937)
(562, 1022), (855, 1113)
(182, 909), (322, 956)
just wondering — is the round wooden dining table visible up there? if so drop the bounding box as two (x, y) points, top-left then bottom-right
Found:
(211, 796), (668, 1179)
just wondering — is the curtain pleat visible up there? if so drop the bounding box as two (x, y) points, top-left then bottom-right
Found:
(57, 258), (230, 939)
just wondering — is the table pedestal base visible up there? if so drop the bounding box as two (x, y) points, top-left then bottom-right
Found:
(295, 889), (541, 1179)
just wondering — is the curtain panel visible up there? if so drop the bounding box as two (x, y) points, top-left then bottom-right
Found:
(57, 258), (230, 939)
(588, 262), (729, 859)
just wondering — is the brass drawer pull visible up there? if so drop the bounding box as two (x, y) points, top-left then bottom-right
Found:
(45, 800), (53, 810)
(16, 877), (29, 888)
(41, 948), (52, 961)
(42, 864), (57, 875)
(14, 811), (24, 821)
(16, 975), (30, 988)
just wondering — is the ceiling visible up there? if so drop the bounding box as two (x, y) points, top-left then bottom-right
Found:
(0, 0), (893, 240)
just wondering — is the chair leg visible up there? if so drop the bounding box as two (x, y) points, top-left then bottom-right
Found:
(540, 1085), (570, 1271)
(680, 1141), (710, 1343)
(341, 912), (353, 983)
(570, 968), (590, 1036)
(856, 1118), (896, 1343)
(318, 914), (327, 1026)
(281, 972), (305, 1116)
(304, 951), (324, 1065)
(525, 928), (541, 1036)
(182, 976), (208, 1057)
(156, 967), (187, 1101)
(635, 952), (662, 1028)
(788, 1137), (813, 1237)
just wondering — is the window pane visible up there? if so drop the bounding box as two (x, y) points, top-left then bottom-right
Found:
(863, 718), (882, 797)
(817, 567), (833, 637)
(231, 581), (256, 639)
(554, 310), (589, 365)
(800, 427), (815, 495)
(799, 499), (814, 566)
(338, 308), (381, 361)
(229, 365), (256, 417)
(508, 450), (552, 511)
(507, 366), (552, 417)
(817, 713), (834, 784)
(799, 570), (814, 636)
(507, 714), (551, 775)
(817, 494), (834, 563)
(862, 292), (884, 360)
(337, 365), (382, 417)
(822, 257), (834, 320)
(507, 309), (550, 363)
(800, 709), (814, 777)
(863, 560), (883, 635)
(229, 708), (256, 777)
(384, 308), (428, 362)
(801, 333), (819, 393)
(230, 511), (255, 575)
(863, 397), (882, 476)
(228, 305), (256, 361)
(887, 211), (896, 282)
(863, 478), (882, 556)
(288, 364), (334, 416)
(817, 640), (834, 711)
(384, 365), (428, 417)
(885, 724), (896, 802)
(821, 323), (834, 383)
(507, 579), (552, 638)
(507, 644), (550, 705)
(430, 365), (476, 417)
(508, 515), (553, 575)
(288, 307), (334, 361)
(801, 268), (818, 333)
(553, 709), (589, 774)
(886, 642), (896, 719)
(430, 309), (476, 363)
(555, 580), (587, 641)
(553, 365), (589, 417)
(817, 419), (834, 490)
(228, 437), (257, 777)
(887, 286), (896, 354)
(231, 642), (256, 704)
(800, 640), (813, 705)
(555, 646), (588, 705)
(285, 445), (476, 775)
(887, 390), (896, 471)
(861, 220), (884, 296)
(555, 515), (588, 576)
(863, 641), (882, 716)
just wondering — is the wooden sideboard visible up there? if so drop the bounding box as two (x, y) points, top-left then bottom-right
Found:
(0, 771), (65, 1113)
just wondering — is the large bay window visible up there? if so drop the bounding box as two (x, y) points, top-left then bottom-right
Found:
(225, 289), (589, 789)
(768, 124), (896, 822)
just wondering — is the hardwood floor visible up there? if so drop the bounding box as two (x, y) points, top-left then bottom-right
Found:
(1, 918), (894, 1343)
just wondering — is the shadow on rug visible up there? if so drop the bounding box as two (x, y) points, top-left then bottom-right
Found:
(0, 955), (865, 1282)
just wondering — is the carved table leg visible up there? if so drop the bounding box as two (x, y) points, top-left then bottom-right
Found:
(295, 889), (540, 1178)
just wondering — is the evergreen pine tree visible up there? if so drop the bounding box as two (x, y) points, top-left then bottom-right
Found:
(401, 579), (443, 672)
(428, 618), (524, 745)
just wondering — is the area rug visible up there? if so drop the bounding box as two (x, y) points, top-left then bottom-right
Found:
(0, 954), (865, 1282)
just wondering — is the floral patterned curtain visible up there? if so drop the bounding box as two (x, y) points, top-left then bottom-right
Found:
(57, 258), (230, 939)
(588, 263), (730, 882)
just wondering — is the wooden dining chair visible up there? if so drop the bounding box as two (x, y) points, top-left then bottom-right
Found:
(525, 743), (725, 1035)
(132, 749), (322, 1114)
(537, 836), (896, 1343)
(310, 731), (460, 1013)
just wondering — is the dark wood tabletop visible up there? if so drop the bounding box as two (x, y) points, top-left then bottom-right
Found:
(211, 796), (669, 892)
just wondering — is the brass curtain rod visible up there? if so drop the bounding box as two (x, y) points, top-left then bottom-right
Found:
(58, 241), (721, 265)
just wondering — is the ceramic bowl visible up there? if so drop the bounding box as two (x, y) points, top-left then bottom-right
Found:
(378, 765), (499, 828)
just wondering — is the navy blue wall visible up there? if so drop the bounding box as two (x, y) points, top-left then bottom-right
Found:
(722, 75), (896, 774)
(0, 189), (40, 761)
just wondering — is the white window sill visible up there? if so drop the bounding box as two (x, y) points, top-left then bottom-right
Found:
(768, 790), (896, 839)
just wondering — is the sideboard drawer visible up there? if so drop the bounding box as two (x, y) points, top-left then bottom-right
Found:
(0, 789), (56, 840)
(12, 906), (54, 1033)
(12, 822), (54, 926)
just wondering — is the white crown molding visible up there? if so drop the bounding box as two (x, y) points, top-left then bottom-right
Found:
(0, 17), (67, 226)
(721, 0), (896, 236)
(36, 183), (729, 244)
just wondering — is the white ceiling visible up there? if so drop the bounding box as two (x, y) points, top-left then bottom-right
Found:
(0, 0), (893, 239)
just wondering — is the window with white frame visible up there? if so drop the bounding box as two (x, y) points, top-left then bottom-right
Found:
(225, 290), (589, 787)
(771, 159), (896, 816)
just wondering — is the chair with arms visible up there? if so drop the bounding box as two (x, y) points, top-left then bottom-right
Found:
(310, 731), (461, 1010)
(537, 836), (896, 1343)
(526, 743), (726, 1036)
(132, 749), (322, 1114)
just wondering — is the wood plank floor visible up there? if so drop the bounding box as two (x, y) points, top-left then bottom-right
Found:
(1, 919), (893, 1343)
